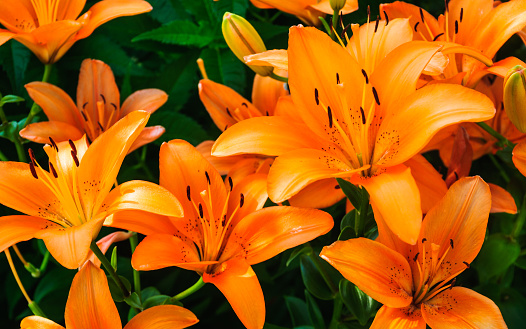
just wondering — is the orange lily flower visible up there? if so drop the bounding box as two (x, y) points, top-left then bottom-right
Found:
(20, 59), (166, 152)
(381, 0), (526, 86)
(127, 140), (333, 329)
(0, 111), (183, 269)
(321, 177), (508, 328)
(0, 0), (152, 63)
(250, 0), (358, 26)
(20, 261), (198, 329)
(213, 26), (495, 244)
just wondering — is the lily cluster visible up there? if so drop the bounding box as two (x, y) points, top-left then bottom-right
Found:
(0, 0), (525, 328)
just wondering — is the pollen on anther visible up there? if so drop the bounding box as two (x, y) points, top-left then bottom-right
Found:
(100, 94), (106, 104)
(414, 22), (420, 32)
(460, 8), (464, 22)
(422, 238), (427, 243)
(450, 239), (454, 249)
(68, 139), (77, 154)
(29, 162), (38, 179)
(454, 20), (458, 34)
(336, 72), (340, 84)
(359, 107), (366, 125)
(71, 151), (80, 167)
(384, 11), (389, 25)
(228, 177), (233, 191)
(433, 33), (444, 41)
(199, 203), (204, 218)
(205, 171), (211, 185)
(49, 162), (58, 178)
(372, 87), (380, 105)
(419, 7), (425, 22)
(374, 15), (380, 32)
(413, 252), (420, 262)
(361, 69), (369, 83)
(240, 193), (245, 208)
(328, 106), (333, 128)
(463, 261), (470, 268)
(186, 186), (191, 201)
(315, 88), (319, 105)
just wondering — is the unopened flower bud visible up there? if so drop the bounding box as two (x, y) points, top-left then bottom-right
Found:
(504, 65), (526, 133)
(330, 0), (347, 12)
(222, 12), (273, 76)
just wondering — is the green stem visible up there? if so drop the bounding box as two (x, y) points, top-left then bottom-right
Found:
(328, 293), (343, 329)
(309, 251), (338, 295)
(0, 149), (8, 161)
(512, 194), (526, 238)
(476, 122), (514, 148)
(330, 11), (340, 40)
(39, 251), (50, 273)
(129, 232), (141, 300)
(90, 241), (130, 298)
(23, 64), (52, 129)
(0, 105), (8, 124)
(270, 71), (288, 83)
(174, 277), (205, 300)
(28, 301), (47, 318)
(488, 153), (510, 183)
(14, 138), (26, 162)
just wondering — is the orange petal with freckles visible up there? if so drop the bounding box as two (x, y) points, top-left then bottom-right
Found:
(251, 73), (288, 116)
(421, 177), (491, 283)
(104, 210), (178, 236)
(160, 139), (227, 224)
(404, 154), (447, 214)
(320, 238), (413, 308)
(124, 305), (198, 329)
(20, 316), (64, 329)
(357, 165), (421, 245)
(76, 0), (152, 39)
(222, 206), (333, 264)
(422, 287), (507, 329)
(0, 216), (59, 253)
(268, 148), (367, 203)
(380, 2), (441, 41)
(65, 262), (122, 329)
(244, 49), (289, 72)
(0, 3), (36, 33)
(25, 82), (82, 127)
(370, 305), (425, 329)
(19, 121), (84, 144)
(199, 79), (261, 131)
(128, 125), (165, 153)
(78, 111), (149, 218)
(288, 178), (345, 209)
(203, 259), (265, 329)
(35, 217), (105, 269)
(513, 139), (526, 177)
(226, 157), (273, 185)
(196, 140), (251, 176)
(373, 83), (495, 166)
(103, 180), (183, 217)
(0, 162), (61, 221)
(212, 116), (324, 157)
(489, 183), (517, 214)
(132, 234), (214, 273)
(120, 89), (168, 117)
(227, 174), (269, 229)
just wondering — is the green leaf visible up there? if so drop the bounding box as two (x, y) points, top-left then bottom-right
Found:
(150, 112), (209, 146)
(305, 290), (326, 329)
(498, 288), (526, 329)
(286, 245), (312, 267)
(108, 275), (132, 302)
(110, 246), (118, 271)
(514, 254), (526, 270)
(0, 95), (25, 106)
(199, 47), (247, 94)
(473, 234), (521, 283)
(124, 292), (142, 309)
(34, 268), (75, 302)
(339, 279), (378, 326)
(336, 178), (364, 210)
(133, 20), (216, 48)
(179, 0), (215, 21)
(300, 254), (340, 300)
(284, 295), (313, 328)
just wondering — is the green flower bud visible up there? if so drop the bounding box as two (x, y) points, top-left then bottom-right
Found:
(504, 65), (526, 133)
(330, 0), (347, 12)
(222, 12), (273, 76)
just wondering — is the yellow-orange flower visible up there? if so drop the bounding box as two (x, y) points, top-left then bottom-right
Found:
(0, 0), (152, 63)
(0, 111), (183, 269)
(321, 177), (507, 329)
(213, 26), (494, 244)
(20, 261), (198, 329)
(20, 59), (166, 152)
(108, 139), (333, 329)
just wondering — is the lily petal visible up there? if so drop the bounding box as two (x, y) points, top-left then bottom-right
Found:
(380, 2), (441, 41)
(19, 121), (84, 144)
(103, 180), (183, 217)
(203, 259), (265, 329)
(370, 305), (425, 329)
(373, 83), (495, 166)
(124, 305), (198, 329)
(25, 81), (82, 127)
(421, 177), (491, 284)
(513, 140), (526, 177)
(120, 89), (168, 117)
(20, 316), (64, 329)
(196, 140), (251, 176)
(65, 262), (122, 329)
(251, 73), (289, 116)
(131, 234), (212, 273)
(76, 0), (152, 39)
(222, 206), (333, 264)
(128, 125), (165, 153)
(104, 210), (178, 236)
(35, 217), (105, 269)
(489, 183), (517, 214)
(268, 148), (366, 203)
(356, 165), (422, 245)
(288, 178), (345, 209)
(320, 238), (413, 308)
(0, 215), (59, 253)
(78, 111), (149, 218)
(227, 174), (269, 229)
(422, 287), (507, 329)
(244, 49), (289, 72)
(212, 116), (324, 157)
